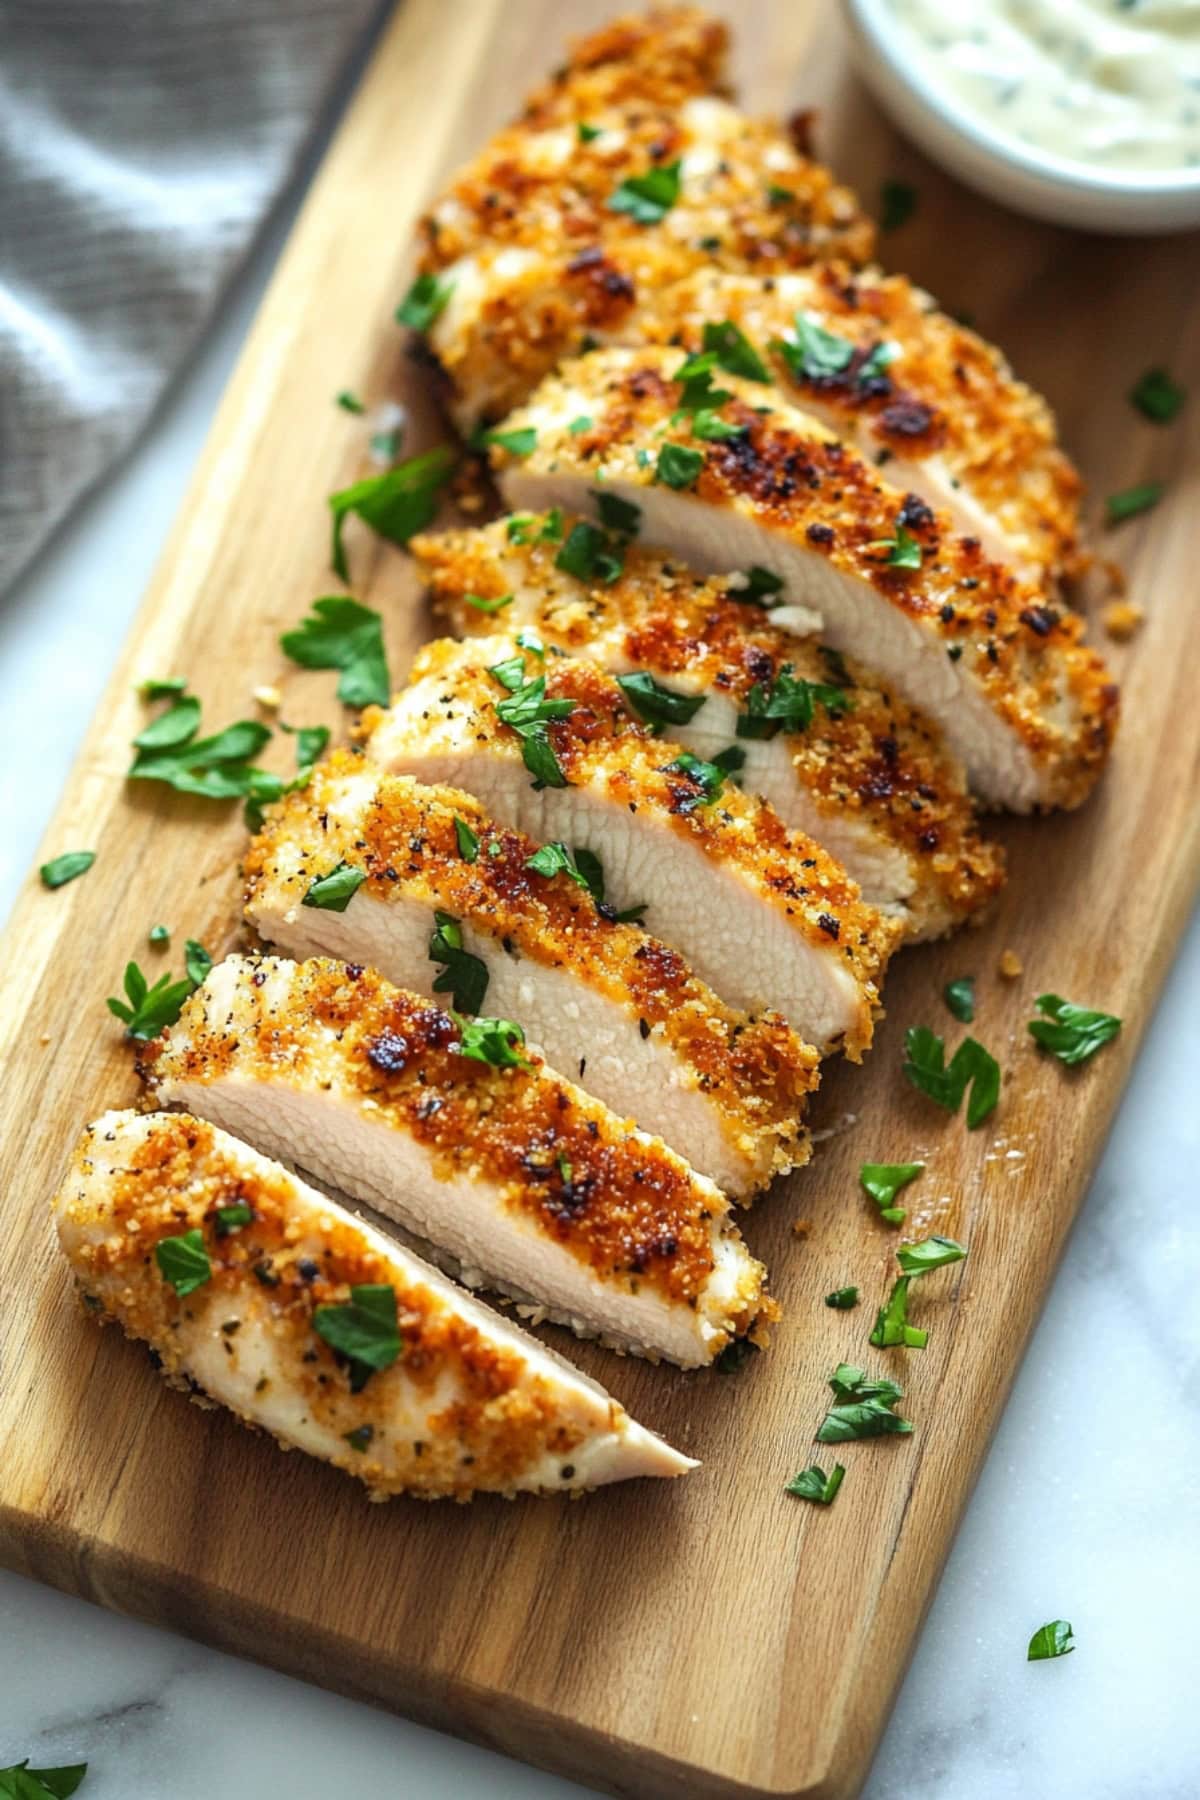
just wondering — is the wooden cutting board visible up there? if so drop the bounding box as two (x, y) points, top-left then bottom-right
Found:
(3, 3), (1198, 1794)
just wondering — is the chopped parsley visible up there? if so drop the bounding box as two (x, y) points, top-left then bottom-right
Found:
(656, 441), (705, 489)
(568, 414), (594, 433)
(155, 1228), (211, 1298)
(138, 676), (187, 701)
(662, 745), (744, 806)
(786, 1463), (845, 1505)
(525, 840), (590, 890)
(860, 1161), (924, 1225)
(776, 314), (854, 379)
(870, 523), (923, 569)
(1028, 993), (1122, 1065)
(453, 1013), (530, 1070)
(702, 318), (769, 383)
(869, 1275), (927, 1350)
(593, 489), (641, 536)
(40, 851), (95, 890)
(507, 510), (563, 545)
(429, 911), (489, 1014)
(464, 591), (514, 614)
(617, 670), (706, 729)
(555, 519), (626, 584)
(1105, 480), (1163, 525)
(715, 1338), (758, 1374)
(896, 1235), (967, 1275)
(149, 923), (170, 945)
(736, 665), (850, 739)
(577, 121), (602, 143)
(476, 425), (537, 458)
(214, 1203), (253, 1236)
(281, 595), (390, 707)
(607, 159), (682, 224)
(491, 665), (576, 789)
(132, 693), (201, 750)
(1027, 1620), (1075, 1661)
(732, 566), (785, 606)
(0, 1762), (88, 1798)
(824, 1287), (860, 1309)
(107, 961), (195, 1040)
(817, 1364), (913, 1442)
(943, 976), (976, 1023)
(313, 1283), (401, 1392)
(328, 444), (456, 581)
(1130, 366), (1184, 424)
(343, 1424), (375, 1453)
(690, 409), (744, 442)
(568, 845), (646, 922)
(454, 816), (480, 862)
(395, 271), (453, 331)
(184, 938), (212, 987)
(903, 1025), (1000, 1128)
(301, 861), (367, 912)
(881, 179), (917, 232)
(281, 721), (331, 773)
(336, 390), (365, 414)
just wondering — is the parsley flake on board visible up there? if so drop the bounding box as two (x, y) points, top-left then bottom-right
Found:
(736, 665), (850, 739)
(1130, 366), (1184, 423)
(149, 923), (170, 945)
(454, 816), (480, 862)
(943, 975), (976, 1023)
(869, 1275), (927, 1350)
(1105, 480), (1163, 525)
(702, 318), (769, 383)
(184, 938), (212, 987)
(1028, 1620), (1075, 1661)
(896, 1235), (967, 1276)
(128, 692), (285, 815)
(429, 911), (489, 1015)
(825, 1287), (860, 1310)
(453, 1013), (531, 1070)
(0, 1762), (89, 1799)
(656, 441), (705, 490)
(107, 962), (194, 1040)
(280, 721), (331, 773)
(302, 861), (367, 913)
(336, 390), (366, 414)
(1028, 993), (1122, 1066)
(607, 159), (682, 224)
(280, 595), (390, 708)
(39, 851), (95, 890)
(155, 1228), (211, 1298)
(860, 1161), (924, 1225)
(328, 444), (456, 581)
(138, 675), (188, 701)
(786, 1463), (845, 1505)
(903, 1025), (1000, 1128)
(395, 271), (453, 331)
(617, 670), (706, 730)
(817, 1364), (914, 1442)
(313, 1283), (401, 1392)
(881, 179), (917, 232)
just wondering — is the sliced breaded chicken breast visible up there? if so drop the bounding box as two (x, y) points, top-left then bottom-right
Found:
(245, 752), (816, 1200)
(141, 957), (773, 1368)
(413, 11), (872, 429)
(491, 349), (1118, 811)
(630, 266), (1081, 584)
(412, 515), (1006, 940)
(55, 1109), (692, 1497)
(361, 636), (898, 1057)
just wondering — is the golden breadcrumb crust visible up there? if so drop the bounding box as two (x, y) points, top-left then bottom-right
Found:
(414, 9), (872, 423)
(361, 638), (900, 1055)
(633, 264), (1082, 584)
(55, 1111), (610, 1498)
(492, 349), (1118, 809)
(139, 957), (768, 1344)
(412, 516), (1006, 936)
(244, 751), (817, 1189)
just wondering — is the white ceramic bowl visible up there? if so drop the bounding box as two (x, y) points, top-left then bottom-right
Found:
(846, 0), (1200, 235)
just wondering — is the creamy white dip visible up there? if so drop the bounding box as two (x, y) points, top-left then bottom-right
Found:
(886, 0), (1200, 173)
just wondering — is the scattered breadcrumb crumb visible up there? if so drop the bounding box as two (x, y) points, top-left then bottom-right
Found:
(253, 685), (282, 710)
(998, 948), (1023, 979)
(791, 1218), (812, 1237)
(1101, 599), (1144, 642)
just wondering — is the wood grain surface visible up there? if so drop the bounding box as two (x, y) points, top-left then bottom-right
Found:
(2, 3), (1198, 1796)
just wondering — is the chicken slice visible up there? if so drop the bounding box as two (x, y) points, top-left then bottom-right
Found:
(361, 636), (898, 1057)
(55, 1109), (693, 1497)
(245, 752), (816, 1200)
(630, 266), (1081, 584)
(141, 956), (773, 1369)
(491, 348), (1118, 811)
(414, 11), (872, 429)
(413, 515), (1006, 941)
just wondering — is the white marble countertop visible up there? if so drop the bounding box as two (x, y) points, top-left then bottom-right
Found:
(3, 114), (1199, 1800)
